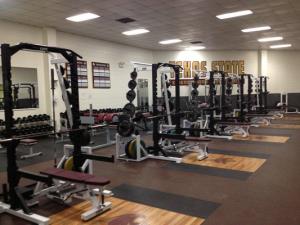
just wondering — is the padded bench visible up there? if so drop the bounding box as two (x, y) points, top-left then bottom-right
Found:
(41, 167), (110, 186)
(41, 167), (112, 221)
(20, 139), (41, 159)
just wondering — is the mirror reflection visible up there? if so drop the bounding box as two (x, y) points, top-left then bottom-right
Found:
(0, 67), (39, 109)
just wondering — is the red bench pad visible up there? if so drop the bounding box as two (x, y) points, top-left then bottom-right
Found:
(41, 168), (110, 186)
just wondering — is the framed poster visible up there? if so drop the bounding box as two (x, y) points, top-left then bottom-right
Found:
(66, 60), (88, 88)
(92, 62), (111, 88)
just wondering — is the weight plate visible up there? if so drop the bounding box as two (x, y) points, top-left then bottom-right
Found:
(125, 140), (132, 158)
(123, 103), (136, 117)
(192, 82), (199, 89)
(63, 157), (73, 170)
(191, 89), (199, 97)
(117, 119), (134, 137)
(128, 80), (137, 90)
(130, 70), (138, 80)
(126, 90), (136, 102)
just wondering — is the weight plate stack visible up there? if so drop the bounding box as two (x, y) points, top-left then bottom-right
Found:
(118, 69), (138, 137)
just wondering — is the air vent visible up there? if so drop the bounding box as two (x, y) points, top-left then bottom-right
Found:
(190, 41), (203, 44)
(116, 17), (136, 23)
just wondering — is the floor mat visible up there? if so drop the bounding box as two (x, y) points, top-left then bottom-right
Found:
(112, 183), (220, 219)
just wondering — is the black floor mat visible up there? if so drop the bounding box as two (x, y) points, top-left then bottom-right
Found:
(113, 183), (220, 218)
(164, 163), (252, 180)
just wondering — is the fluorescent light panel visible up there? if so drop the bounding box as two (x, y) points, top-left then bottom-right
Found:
(159, 39), (182, 45)
(270, 44), (292, 49)
(258, 37), (283, 42)
(185, 46), (206, 50)
(122, 28), (150, 36)
(242, 26), (271, 33)
(216, 10), (253, 19)
(66, 13), (100, 22)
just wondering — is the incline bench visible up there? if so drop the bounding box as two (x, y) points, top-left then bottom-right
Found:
(41, 168), (112, 221)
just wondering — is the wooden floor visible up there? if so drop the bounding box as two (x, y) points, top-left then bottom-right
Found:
(50, 197), (204, 225)
(233, 134), (289, 143)
(262, 124), (300, 129)
(276, 117), (300, 121)
(183, 153), (266, 172)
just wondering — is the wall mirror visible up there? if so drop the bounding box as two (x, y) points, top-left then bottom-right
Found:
(0, 67), (39, 109)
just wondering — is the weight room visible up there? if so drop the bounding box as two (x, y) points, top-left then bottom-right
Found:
(0, 1), (299, 225)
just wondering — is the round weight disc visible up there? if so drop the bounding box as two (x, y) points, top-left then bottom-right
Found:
(117, 119), (134, 137)
(128, 80), (137, 90)
(126, 90), (136, 102)
(63, 157), (73, 170)
(123, 103), (136, 117)
(128, 140), (136, 159)
(191, 89), (199, 97)
(130, 70), (138, 80)
(192, 82), (199, 89)
(125, 140), (132, 158)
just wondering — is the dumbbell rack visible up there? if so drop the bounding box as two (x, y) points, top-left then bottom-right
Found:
(0, 114), (53, 137)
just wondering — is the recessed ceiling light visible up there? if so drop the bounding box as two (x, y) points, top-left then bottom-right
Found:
(122, 28), (150, 36)
(242, 26), (271, 33)
(270, 44), (292, 49)
(258, 37), (283, 42)
(216, 10), (253, 19)
(116, 17), (136, 24)
(190, 41), (203, 44)
(159, 39), (182, 45)
(185, 46), (206, 51)
(66, 13), (100, 22)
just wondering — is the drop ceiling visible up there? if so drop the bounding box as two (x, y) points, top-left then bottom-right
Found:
(0, 0), (299, 50)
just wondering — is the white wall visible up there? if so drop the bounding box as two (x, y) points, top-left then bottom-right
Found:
(0, 20), (46, 118)
(56, 32), (153, 112)
(267, 51), (300, 93)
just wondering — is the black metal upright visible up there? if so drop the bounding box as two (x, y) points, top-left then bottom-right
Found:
(239, 74), (245, 122)
(1, 44), (20, 209)
(174, 66), (181, 133)
(208, 71), (215, 134)
(152, 64), (160, 150)
(220, 71), (226, 121)
(69, 53), (82, 171)
(258, 76), (263, 113)
(247, 75), (253, 113)
(263, 76), (268, 112)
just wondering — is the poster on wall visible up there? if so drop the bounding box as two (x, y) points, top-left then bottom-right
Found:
(168, 60), (245, 86)
(66, 60), (88, 88)
(92, 62), (111, 88)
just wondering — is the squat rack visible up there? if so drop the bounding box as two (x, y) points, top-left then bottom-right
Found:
(0, 43), (114, 224)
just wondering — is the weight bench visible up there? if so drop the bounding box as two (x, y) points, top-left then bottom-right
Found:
(162, 135), (211, 161)
(20, 139), (42, 159)
(217, 121), (251, 137)
(41, 168), (112, 221)
(246, 114), (274, 126)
